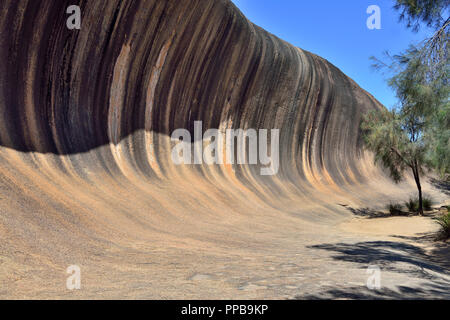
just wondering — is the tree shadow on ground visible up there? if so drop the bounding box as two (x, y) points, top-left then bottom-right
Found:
(298, 282), (449, 299)
(340, 205), (412, 219)
(429, 178), (450, 196)
(296, 240), (450, 299)
(391, 234), (450, 270)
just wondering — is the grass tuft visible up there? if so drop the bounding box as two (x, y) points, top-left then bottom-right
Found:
(404, 195), (433, 213)
(405, 198), (418, 212)
(422, 196), (433, 211)
(387, 203), (403, 215)
(435, 212), (450, 240)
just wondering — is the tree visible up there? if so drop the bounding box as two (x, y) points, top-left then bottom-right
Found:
(362, 108), (427, 214)
(392, 0), (450, 179)
(392, 1), (449, 177)
(394, 0), (450, 31)
(425, 101), (450, 177)
(366, 43), (447, 214)
(362, 1), (449, 214)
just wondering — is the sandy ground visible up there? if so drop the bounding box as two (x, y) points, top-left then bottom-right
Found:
(1, 200), (448, 299)
(341, 216), (441, 238)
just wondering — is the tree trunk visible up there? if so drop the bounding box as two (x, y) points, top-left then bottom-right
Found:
(412, 162), (423, 215)
(417, 181), (423, 215)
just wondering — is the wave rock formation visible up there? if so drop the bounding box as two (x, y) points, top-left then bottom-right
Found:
(0, 0), (436, 299)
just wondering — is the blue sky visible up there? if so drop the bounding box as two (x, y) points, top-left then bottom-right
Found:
(230, 0), (434, 108)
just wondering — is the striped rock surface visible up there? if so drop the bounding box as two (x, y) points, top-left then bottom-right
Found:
(0, 0), (446, 298)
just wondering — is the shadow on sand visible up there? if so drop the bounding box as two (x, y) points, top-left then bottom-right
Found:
(339, 205), (412, 218)
(429, 178), (450, 196)
(296, 240), (450, 299)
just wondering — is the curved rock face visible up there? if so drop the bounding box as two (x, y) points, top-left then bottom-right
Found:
(0, 0), (428, 298)
(0, 0), (382, 192)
